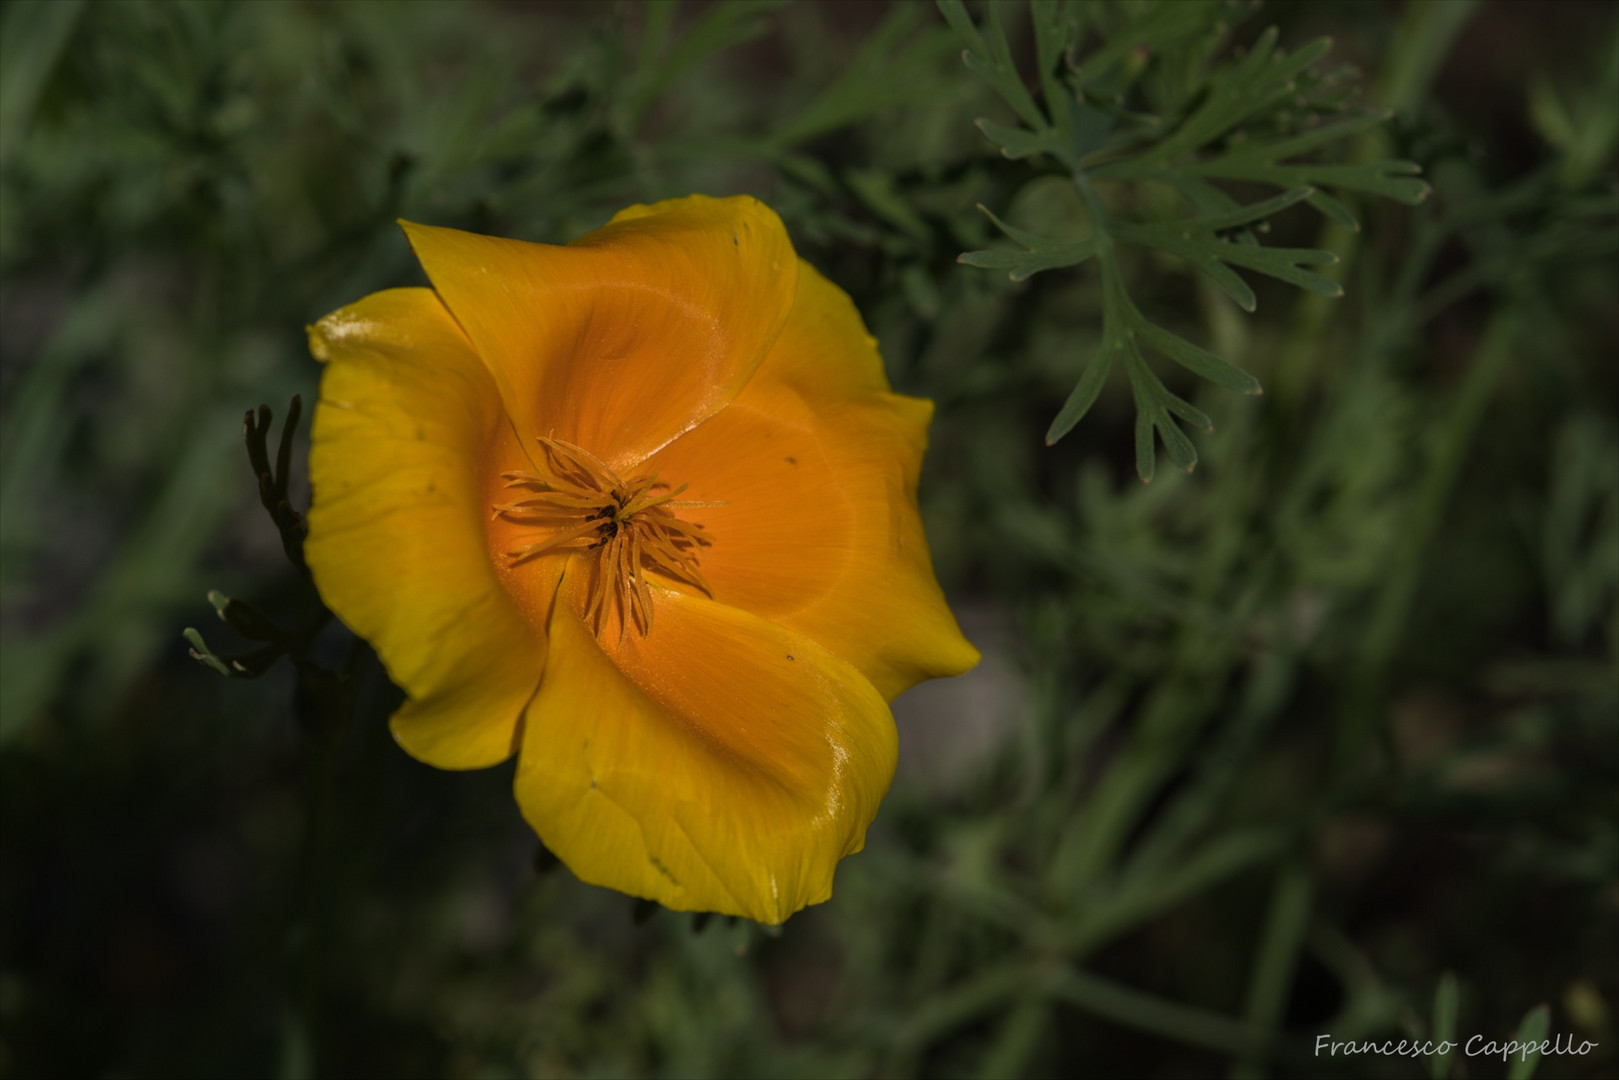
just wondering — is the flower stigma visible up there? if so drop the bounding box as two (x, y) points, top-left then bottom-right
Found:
(494, 436), (716, 637)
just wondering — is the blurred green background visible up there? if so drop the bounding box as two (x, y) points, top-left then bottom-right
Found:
(1, 1), (1616, 1077)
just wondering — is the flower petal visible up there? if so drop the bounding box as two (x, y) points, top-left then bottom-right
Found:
(516, 568), (896, 923)
(759, 259), (894, 396)
(399, 195), (798, 471)
(641, 263), (980, 700)
(307, 288), (553, 769)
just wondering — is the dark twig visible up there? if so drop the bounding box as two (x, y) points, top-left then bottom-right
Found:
(246, 395), (310, 573)
(186, 395), (330, 682)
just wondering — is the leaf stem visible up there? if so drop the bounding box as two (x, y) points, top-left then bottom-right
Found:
(1337, 305), (1523, 769)
(280, 638), (363, 1080)
(1052, 967), (1270, 1058)
(1229, 862), (1316, 1080)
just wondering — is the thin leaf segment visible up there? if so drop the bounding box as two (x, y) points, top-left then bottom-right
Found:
(496, 437), (715, 636)
(940, 0), (1430, 477)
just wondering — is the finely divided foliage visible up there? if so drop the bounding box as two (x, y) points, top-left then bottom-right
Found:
(7, 1), (1616, 1075)
(940, 0), (1430, 478)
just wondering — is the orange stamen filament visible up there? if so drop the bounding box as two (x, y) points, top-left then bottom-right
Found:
(495, 436), (716, 637)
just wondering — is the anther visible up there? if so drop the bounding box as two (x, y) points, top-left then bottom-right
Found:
(493, 437), (714, 637)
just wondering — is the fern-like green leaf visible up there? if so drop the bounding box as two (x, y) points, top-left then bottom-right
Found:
(960, 204), (1100, 281)
(940, 0), (1426, 465)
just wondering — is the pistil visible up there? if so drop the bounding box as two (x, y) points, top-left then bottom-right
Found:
(494, 437), (714, 637)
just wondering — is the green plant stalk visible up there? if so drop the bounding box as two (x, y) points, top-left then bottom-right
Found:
(1069, 828), (1292, 958)
(1338, 305), (1523, 766)
(1120, 644), (1295, 882)
(1229, 862), (1316, 1079)
(0, 0), (85, 163)
(887, 961), (1046, 1074)
(1430, 973), (1461, 1080)
(1309, 923), (1406, 1037)
(1046, 674), (1209, 898)
(1048, 394), (1270, 900)
(898, 959), (1275, 1066)
(280, 644), (363, 1080)
(1271, 0), (1479, 407)
(282, 744), (343, 1080)
(1507, 1004), (1553, 1080)
(1052, 967), (1270, 1058)
(976, 993), (1050, 1080)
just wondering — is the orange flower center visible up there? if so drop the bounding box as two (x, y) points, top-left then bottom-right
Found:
(493, 437), (714, 637)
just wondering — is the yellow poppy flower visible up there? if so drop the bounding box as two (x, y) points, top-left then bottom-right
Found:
(304, 195), (979, 923)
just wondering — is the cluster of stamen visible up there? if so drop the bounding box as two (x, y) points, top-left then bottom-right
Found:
(494, 437), (715, 637)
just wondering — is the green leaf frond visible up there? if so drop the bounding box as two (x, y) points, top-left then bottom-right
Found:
(938, 0), (1433, 471)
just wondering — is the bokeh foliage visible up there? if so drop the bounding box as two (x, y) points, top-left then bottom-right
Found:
(1, 1), (1616, 1078)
